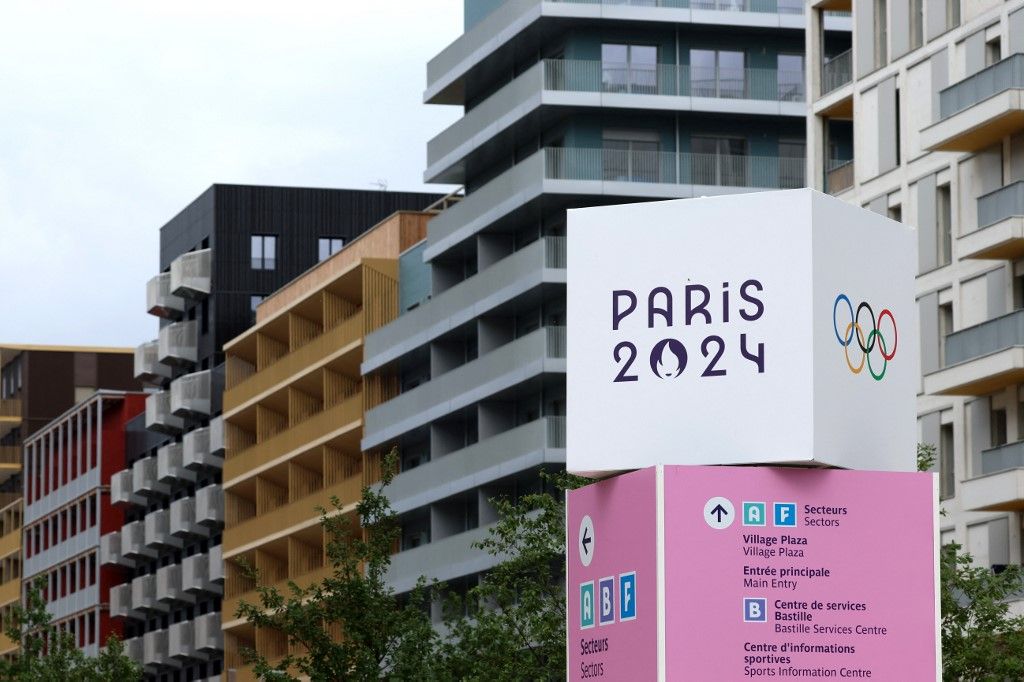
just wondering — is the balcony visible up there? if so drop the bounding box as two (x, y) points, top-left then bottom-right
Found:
(170, 496), (205, 537)
(921, 54), (1024, 152)
(210, 543), (224, 584)
(111, 469), (142, 506)
(962, 455), (1024, 512)
(426, 0), (808, 105)
(825, 159), (854, 194)
(122, 520), (156, 560)
(109, 583), (132, 619)
(145, 509), (183, 550)
(959, 182), (1024, 260)
(143, 628), (169, 667)
(183, 420), (224, 471)
(146, 273), (184, 320)
(0, 400), (20, 441)
(364, 327), (566, 449)
(100, 531), (131, 567)
(145, 390), (184, 435)
(386, 523), (497, 594)
(224, 473), (363, 554)
(427, 59), (804, 183)
(169, 620), (195, 660)
(158, 319), (198, 367)
(171, 370), (211, 417)
(387, 417), (566, 514)
(126, 637), (143, 663)
(196, 485), (223, 528)
(170, 248), (211, 299)
(424, 147), (804, 259)
(133, 456), (170, 497)
(821, 48), (851, 95)
(134, 340), (171, 385)
(364, 237), (565, 373)
(194, 611), (222, 652)
(157, 563), (194, 604)
(131, 573), (167, 613)
(924, 308), (1024, 396)
(224, 394), (362, 481)
(182, 553), (216, 594)
(158, 443), (195, 484)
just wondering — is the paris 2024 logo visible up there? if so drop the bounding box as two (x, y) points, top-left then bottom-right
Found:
(832, 293), (897, 381)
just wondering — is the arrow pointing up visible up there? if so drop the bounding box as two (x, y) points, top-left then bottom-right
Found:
(581, 527), (592, 554)
(710, 504), (729, 523)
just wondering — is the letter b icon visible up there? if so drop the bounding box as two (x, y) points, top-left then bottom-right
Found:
(744, 598), (767, 623)
(599, 577), (615, 625)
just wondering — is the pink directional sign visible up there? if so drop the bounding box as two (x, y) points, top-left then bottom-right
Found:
(567, 466), (939, 681)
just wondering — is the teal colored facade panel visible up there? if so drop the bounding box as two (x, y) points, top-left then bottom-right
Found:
(399, 241), (432, 314)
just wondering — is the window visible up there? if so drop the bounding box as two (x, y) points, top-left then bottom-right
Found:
(936, 184), (952, 266)
(778, 140), (806, 189)
(939, 423), (955, 499)
(888, 204), (902, 222)
(602, 129), (660, 183)
(985, 37), (1001, 67)
(991, 408), (1008, 447)
(601, 44), (658, 94)
(692, 136), (748, 187)
(894, 87), (901, 165)
(250, 235), (277, 270)
(318, 238), (344, 262)
(938, 301), (953, 367)
(873, 0), (888, 68)
(945, 0), (960, 30)
(249, 295), (265, 318)
(690, 49), (746, 99)
(909, 0), (923, 49)
(777, 54), (805, 101)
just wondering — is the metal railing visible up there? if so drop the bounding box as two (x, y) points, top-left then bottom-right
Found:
(544, 60), (804, 102)
(944, 308), (1024, 367)
(825, 159), (854, 194)
(547, 416), (567, 448)
(939, 53), (1024, 120)
(549, 0), (805, 14)
(545, 237), (567, 268)
(821, 49), (852, 95)
(979, 440), (1024, 476)
(978, 181), (1024, 229)
(544, 147), (806, 189)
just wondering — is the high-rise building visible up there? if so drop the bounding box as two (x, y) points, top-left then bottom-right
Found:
(0, 344), (137, 656)
(22, 391), (147, 657)
(101, 185), (441, 681)
(361, 0), (848, 606)
(219, 210), (433, 679)
(807, 0), (1024, 607)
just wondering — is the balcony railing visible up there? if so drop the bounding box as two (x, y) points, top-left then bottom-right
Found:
(825, 159), (854, 194)
(944, 308), (1024, 367)
(978, 181), (1024, 229)
(549, 0), (804, 14)
(158, 320), (198, 367)
(0, 400), (20, 419)
(544, 60), (805, 102)
(170, 370), (211, 417)
(145, 391), (183, 435)
(939, 53), (1024, 120)
(146, 273), (184, 320)
(170, 248), (212, 299)
(821, 49), (852, 95)
(134, 340), (171, 385)
(979, 440), (1024, 476)
(544, 147), (805, 189)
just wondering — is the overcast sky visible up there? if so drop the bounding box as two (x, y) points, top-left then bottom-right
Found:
(0, 0), (462, 348)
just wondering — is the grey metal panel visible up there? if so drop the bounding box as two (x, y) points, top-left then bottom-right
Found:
(364, 237), (565, 373)
(918, 174), (938, 273)
(987, 267), (1008, 320)
(980, 440), (1024, 474)
(868, 196), (888, 214)
(945, 308), (1024, 365)
(891, 0), (910, 58)
(988, 517), (1010, 566)
(386, 523), (498, 593)
(877, 77), (898, 173)
(919, 292), (940, 374)
(925, 0), (945, 41)
(363, 327), (566, 449)
(855, 0), (876, 77)
(1011, 8), (1024, 55)
(963, 31), (986, 79)
(967, 397), (992, 476)
(386, 418), (565, 514)
(920, 411), (941, 451)
(930, 49), (949, 125)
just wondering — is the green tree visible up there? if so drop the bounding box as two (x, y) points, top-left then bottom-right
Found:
(233, 451), (442, 680)
(0, 577), (142, 681)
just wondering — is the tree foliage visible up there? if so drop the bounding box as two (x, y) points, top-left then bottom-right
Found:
(0, 577), (142, 681)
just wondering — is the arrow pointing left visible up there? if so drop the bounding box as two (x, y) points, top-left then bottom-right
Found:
(578, 515), (595, 566)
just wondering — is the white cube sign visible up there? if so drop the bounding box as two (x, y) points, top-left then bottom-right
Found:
(566, 189), (918, 475)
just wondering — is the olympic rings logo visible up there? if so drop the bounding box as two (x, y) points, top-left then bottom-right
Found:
(832, 293), (897, 381)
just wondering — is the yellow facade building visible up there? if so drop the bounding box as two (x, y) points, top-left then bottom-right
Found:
(220, 212), (431, 677)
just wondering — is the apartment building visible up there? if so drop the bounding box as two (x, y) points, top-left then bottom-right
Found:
(22, 391), (146, 656)
(101, 185), (440, 681)
(0, 344), (136, 656)
(806, 0), (1024, 606)
(358, 0), (847, 605)
(219, 211), (432, 679)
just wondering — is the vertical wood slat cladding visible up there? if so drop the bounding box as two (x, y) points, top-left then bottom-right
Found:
(225, 355), (255, 391)
(322, 290), (359, 331)
(323, 369), (358, 409)
(287, 536), (321, 578)
(255, 476), (286, 516)
(225, 420), (256, 456)
(255, 405), (286, 443)
(287, 461), (322, 503)
(362, 264), (399, 334)
(225, 490), (255, 526)
(287, 386), (320, 428)
(287, 312), (321, 353)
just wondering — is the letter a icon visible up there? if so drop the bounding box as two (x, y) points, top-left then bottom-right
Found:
(743, 502), (765, 526)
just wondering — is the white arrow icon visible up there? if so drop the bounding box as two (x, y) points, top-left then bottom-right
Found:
(579, 515), (594, 567)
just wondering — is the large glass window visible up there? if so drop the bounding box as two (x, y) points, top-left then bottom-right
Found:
(690, 49), (746, 99)
(777, 140), (806, 189)
(602, 44), (658, 94)
(692, 136), (747, 186)
(251, 235), (277, 270)
(777, 54), (805, 101)
(602, 130), (661, 183)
